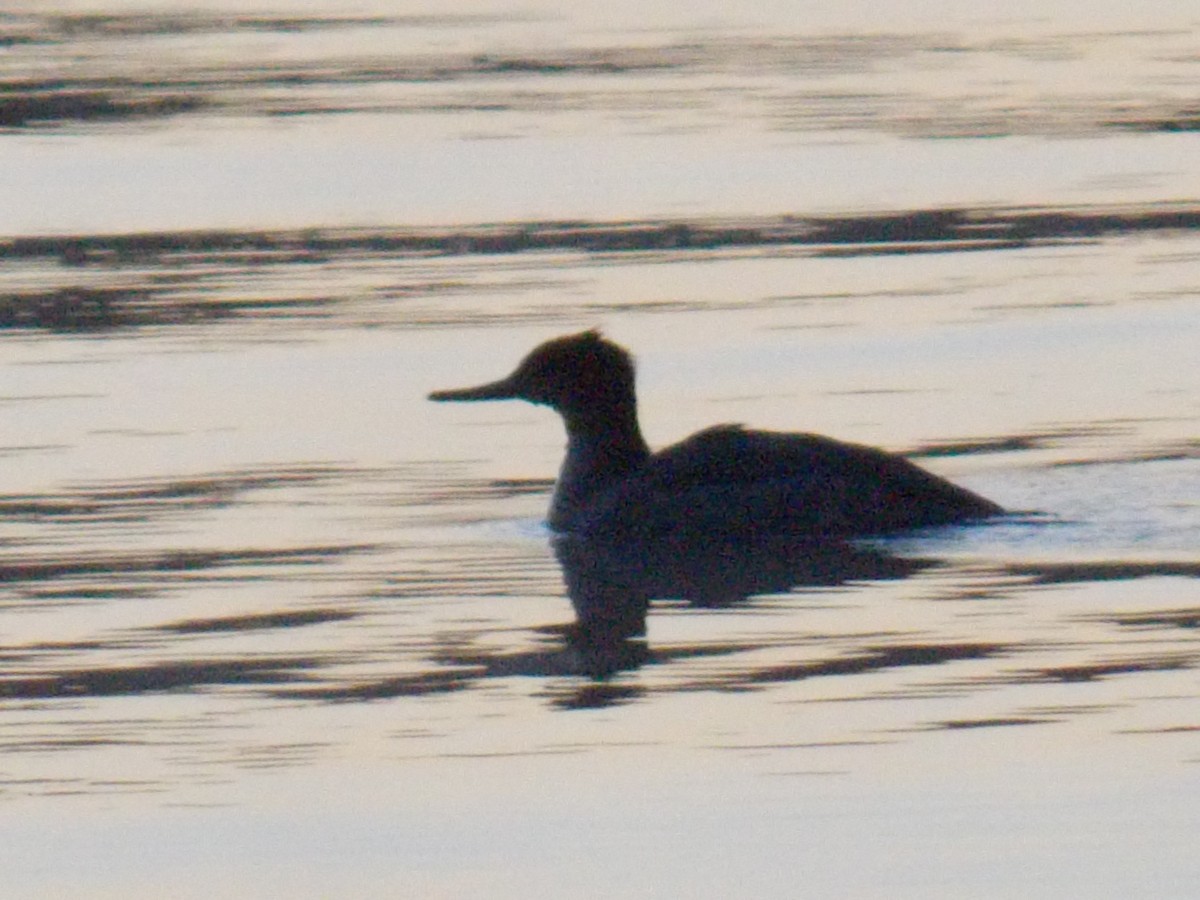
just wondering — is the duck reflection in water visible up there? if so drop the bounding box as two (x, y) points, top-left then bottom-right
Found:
(431, 331), (1000, 679)
(553, 531), (935, 679)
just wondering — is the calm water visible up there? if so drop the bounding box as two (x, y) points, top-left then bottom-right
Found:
(2, 3), (1199, 897)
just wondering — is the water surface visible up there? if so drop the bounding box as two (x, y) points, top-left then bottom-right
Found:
(2, 3), (1199, 897)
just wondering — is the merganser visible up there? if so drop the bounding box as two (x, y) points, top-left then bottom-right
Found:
(429, 330), (1003, 537)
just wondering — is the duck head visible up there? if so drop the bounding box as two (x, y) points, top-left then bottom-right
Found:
(429, 330), (638, 425)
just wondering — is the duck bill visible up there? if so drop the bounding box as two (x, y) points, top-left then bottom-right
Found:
(428, 376), (520, 402)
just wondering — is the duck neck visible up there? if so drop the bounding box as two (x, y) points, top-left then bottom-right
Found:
(549, 402), (650, 530)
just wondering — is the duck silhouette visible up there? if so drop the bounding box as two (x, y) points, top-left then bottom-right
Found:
(430, 330), (1002, 538)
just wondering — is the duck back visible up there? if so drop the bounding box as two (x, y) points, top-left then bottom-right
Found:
(571, 425), (1001, 538)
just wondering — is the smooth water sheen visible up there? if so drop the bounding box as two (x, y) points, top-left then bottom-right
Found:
(1, 3), (1198, 897)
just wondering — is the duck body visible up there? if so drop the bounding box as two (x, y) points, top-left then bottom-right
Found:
(430, 331), (1002, 538)
(558, 423), (1000, 537)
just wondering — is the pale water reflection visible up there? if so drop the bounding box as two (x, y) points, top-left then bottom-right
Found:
(2, 2), (1200, 897)
(2, 210), (1198, 896)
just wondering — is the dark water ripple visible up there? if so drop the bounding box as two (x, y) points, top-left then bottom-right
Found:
(3, 203), (1198, 334)
(2, 12), (1198, 135)
(0, 465), (351, 524)
(9, 205), (1200, 262)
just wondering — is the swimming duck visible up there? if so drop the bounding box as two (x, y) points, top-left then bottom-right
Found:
(429, 330), (1002, 537)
